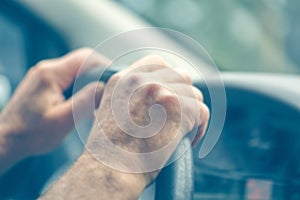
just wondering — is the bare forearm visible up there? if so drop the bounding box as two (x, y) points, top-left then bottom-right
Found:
(0, 136), (16, 175)
(40, 152), (145, 200)
(0, 124), (25, 175)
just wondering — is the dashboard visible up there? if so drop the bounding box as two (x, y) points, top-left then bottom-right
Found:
(193, 73), (300, 199)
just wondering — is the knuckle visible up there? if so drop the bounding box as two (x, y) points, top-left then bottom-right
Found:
(192, 87), (203, 101)
(74, 47), (93, 56)
(178, 69), (192, 84)
(27, 66), (37, 75)
(125, 73), (141, 86)
(30, 64), (52, 83)
(143, 54), (168, 68)
(185, 103), (197, 119)
(204, 104), (210, 118)
(156, 89), (178, 106)
(83, 83), (101, 99)
(95, 81), (105, 88)
(145, 54), (165, 64)
(144, 83), (161, 96)
(109, 73), (122, 84)
(35, 60), (50, 68)
(66, 52), (84, 66)
(201, 103), (210, 122)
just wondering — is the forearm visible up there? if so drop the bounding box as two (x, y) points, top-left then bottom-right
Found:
(0, 135), (15, 174)
(40, 152), (146, 200)
(0, 125), (24, 175)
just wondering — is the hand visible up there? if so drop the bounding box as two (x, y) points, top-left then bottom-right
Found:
(0, 48), (108, 173)
(85, 55), (210, 195)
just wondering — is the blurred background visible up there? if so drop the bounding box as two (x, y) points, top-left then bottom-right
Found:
(116, 0), (300, 73)
(1, 0), (300, 110)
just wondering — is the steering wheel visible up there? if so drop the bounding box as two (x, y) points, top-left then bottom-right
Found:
(155, 137), (194, 200)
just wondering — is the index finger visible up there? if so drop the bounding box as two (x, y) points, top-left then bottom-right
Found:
(52, 48), (110, 90)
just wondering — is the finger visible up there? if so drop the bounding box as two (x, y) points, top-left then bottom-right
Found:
(158, 93), (200, 135)
(119, 55), (171, 76)
(51, 48), (110, 90)
(167, 95), (208, 146)
(47, 82), (105, 132)
(152, 94), (201, 149)
(162, 84), (203, 101)
(192, 86), (204, 102)
(192, 103), (210, 147)
(143, 67), (192, 84)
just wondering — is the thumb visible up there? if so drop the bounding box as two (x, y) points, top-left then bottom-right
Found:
(72, 81), (105, 120)
(49, 82), (105, 131)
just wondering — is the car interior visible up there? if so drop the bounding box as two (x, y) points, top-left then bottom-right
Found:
(0, 0), (299, 199)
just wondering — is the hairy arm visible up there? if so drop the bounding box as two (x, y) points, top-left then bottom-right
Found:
(0, 126), (24, 174)
(41, 153), (145, 200)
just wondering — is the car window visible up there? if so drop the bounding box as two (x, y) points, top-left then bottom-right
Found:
(0, 2), (69, 198)
(0, 2), (68, 110)
(115, 0), (300, 74)
(0, 13), (26, 110)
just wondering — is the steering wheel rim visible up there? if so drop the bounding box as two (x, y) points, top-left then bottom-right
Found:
(155, 137), (194, 200)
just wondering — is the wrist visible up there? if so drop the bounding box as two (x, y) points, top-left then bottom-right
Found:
(0, 120), (26, 174)
(79, 151), (147, 199)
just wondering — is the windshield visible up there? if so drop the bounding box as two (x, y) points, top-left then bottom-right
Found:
(116, 0), (300, 74)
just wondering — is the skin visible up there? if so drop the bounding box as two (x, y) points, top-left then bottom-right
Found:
(0, 49), (209, 199)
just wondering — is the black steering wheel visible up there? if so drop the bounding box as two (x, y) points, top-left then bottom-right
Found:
(155, 137), (194, 200)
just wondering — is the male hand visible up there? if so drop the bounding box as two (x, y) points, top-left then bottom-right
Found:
(0, 48), (108, 173)
(86, 55), (210, 194)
